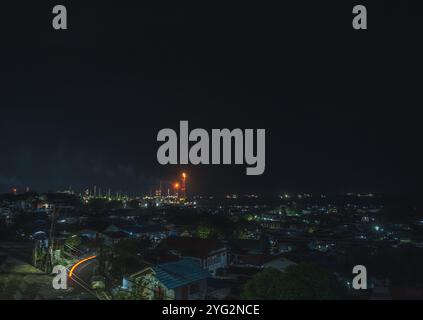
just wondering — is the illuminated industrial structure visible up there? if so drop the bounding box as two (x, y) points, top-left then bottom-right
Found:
(174, 182), (180, 198)
(181, 172), (187, 200)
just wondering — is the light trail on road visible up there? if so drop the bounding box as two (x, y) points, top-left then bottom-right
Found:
(69, 255), (97, 278)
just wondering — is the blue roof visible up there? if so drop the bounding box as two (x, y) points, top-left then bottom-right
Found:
(152, 259), (210, 289)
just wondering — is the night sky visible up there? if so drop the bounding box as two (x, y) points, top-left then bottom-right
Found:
(0, 1), (421, 195)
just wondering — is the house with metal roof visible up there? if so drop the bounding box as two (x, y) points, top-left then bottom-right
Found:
(129, 259), (210, 300)
(159, 237), (228, 276)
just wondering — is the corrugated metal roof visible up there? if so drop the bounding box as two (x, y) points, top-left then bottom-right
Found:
(153, 259), (210, 289)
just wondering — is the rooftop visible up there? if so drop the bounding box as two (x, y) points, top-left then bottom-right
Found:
(151, 259), (210, 289)
(160, 237), (225, 258)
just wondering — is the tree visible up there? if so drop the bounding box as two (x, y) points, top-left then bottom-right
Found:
(65, 235), (82, 248)
(197, 224), (219, 239)
(87, 198), (108, 214)
(242, 267), (287, 299)
(106, 200), (124, 210)
(110, 238), (153, 277)
(197, 215), (237, 239)
(114, 290), (133, 300)
(242, 264), (348, 300)
(127, 200), (140, 210)
(132, 275), (151, 300)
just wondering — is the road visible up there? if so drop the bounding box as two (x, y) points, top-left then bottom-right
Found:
(68, 256), (98, 294)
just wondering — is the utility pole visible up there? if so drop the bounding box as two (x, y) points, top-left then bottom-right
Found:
(45, 207), (58, 273)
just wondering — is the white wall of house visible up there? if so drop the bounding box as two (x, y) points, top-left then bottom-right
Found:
(204, 248), (228, 275)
